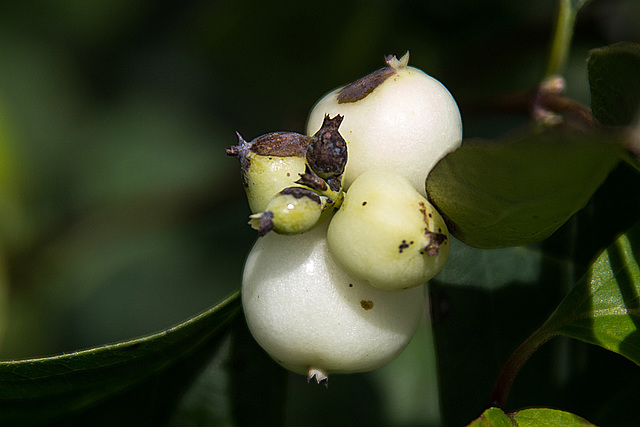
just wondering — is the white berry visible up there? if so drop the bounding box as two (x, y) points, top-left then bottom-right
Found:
(327, 170), (450, 291)
(241, 221), (425, 382)
(306, 52), (462, 196)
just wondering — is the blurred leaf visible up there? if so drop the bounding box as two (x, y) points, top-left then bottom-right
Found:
(0, 291), (240, 425)
(426, 127), (622, 249)
(467, 407), (596, 427)
(588, 42), (640, 127)
(544, 221), (640, 365)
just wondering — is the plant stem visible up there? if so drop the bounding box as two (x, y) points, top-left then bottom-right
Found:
(489, 325), (558, 409)
(544, 0), (585, 78)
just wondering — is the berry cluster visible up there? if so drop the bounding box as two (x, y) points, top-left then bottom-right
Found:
(228, 53), (462, 384)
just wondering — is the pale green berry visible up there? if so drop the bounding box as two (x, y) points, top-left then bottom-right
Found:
(327, 170), (450, 291)
(248, 186), (329, 236)
(242, 221), (425, 383)
(227, 131), (309, 214)
(306, 52), (462, 196)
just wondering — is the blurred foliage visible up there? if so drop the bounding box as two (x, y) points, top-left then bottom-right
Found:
(0, 0), (638, 426)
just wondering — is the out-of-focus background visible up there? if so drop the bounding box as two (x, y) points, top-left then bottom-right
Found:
(0, 0), (638, 425)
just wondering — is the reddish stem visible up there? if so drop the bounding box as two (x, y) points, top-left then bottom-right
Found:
(489, 326), (557, 409)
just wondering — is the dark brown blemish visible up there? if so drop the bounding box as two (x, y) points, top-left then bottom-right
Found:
(362, 201), (367, 206)
(398, 239), (412, 253)
(348, 284), (354, 288)
(418, 201), (429, 224)
(421, 231), (448, 256)
(360, 300), (374, 311)
(337, 66), (397, 103)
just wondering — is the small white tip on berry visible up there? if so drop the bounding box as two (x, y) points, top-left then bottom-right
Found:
(385, 51), (410, 70)
(307, 367), (329, 387)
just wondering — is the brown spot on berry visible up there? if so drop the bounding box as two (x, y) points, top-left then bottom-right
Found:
(360, 300), (374, 310)
(423, 231), (448, 256)
(398, 240), (411, 253)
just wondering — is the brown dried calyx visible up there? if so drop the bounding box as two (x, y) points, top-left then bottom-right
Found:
(336, 52), (410, 104)
(227, 131), (309, 167)
(227, 114), (348, 236)
(306, 114), (348, 180)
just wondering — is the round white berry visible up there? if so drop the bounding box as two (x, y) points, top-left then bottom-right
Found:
(241, 221), (425, 382)
(306, 52), (462, 196)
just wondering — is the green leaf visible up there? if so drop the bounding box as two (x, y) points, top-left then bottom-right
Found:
(511, 407), (596, 426)
(430, 165), (640, 426)
(466, 407), (512, 427)
(467, 407), (596, 427)
(588, 42), (640, 127)
(0, 291), (241, 424)
(426, 127), (621, 249)
(544, 221), (640, 365)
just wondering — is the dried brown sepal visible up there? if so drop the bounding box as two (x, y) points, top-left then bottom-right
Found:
(295, 165), (329, 192)
(280, 186), (322, 204)
(306, 114), (348, 179)
(250, 132), (310, 157)
(226, 132), (253, 186)
(324, 176), (342, 193)
(248, 211), (275, 237)
(337, 65), (397, 103)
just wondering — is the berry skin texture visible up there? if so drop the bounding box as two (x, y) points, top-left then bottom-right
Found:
(241, 221), (425, 382)
(306, 52), (462, 196)
(327, 170), (450, 291)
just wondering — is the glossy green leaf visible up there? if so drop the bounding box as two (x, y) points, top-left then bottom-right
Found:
(467, 407), (596, 427)
(588, 42), (640, 127)
(426, 128), (621, 248)
(0, 291), (241, 424)
(544, 221), (640, 365)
